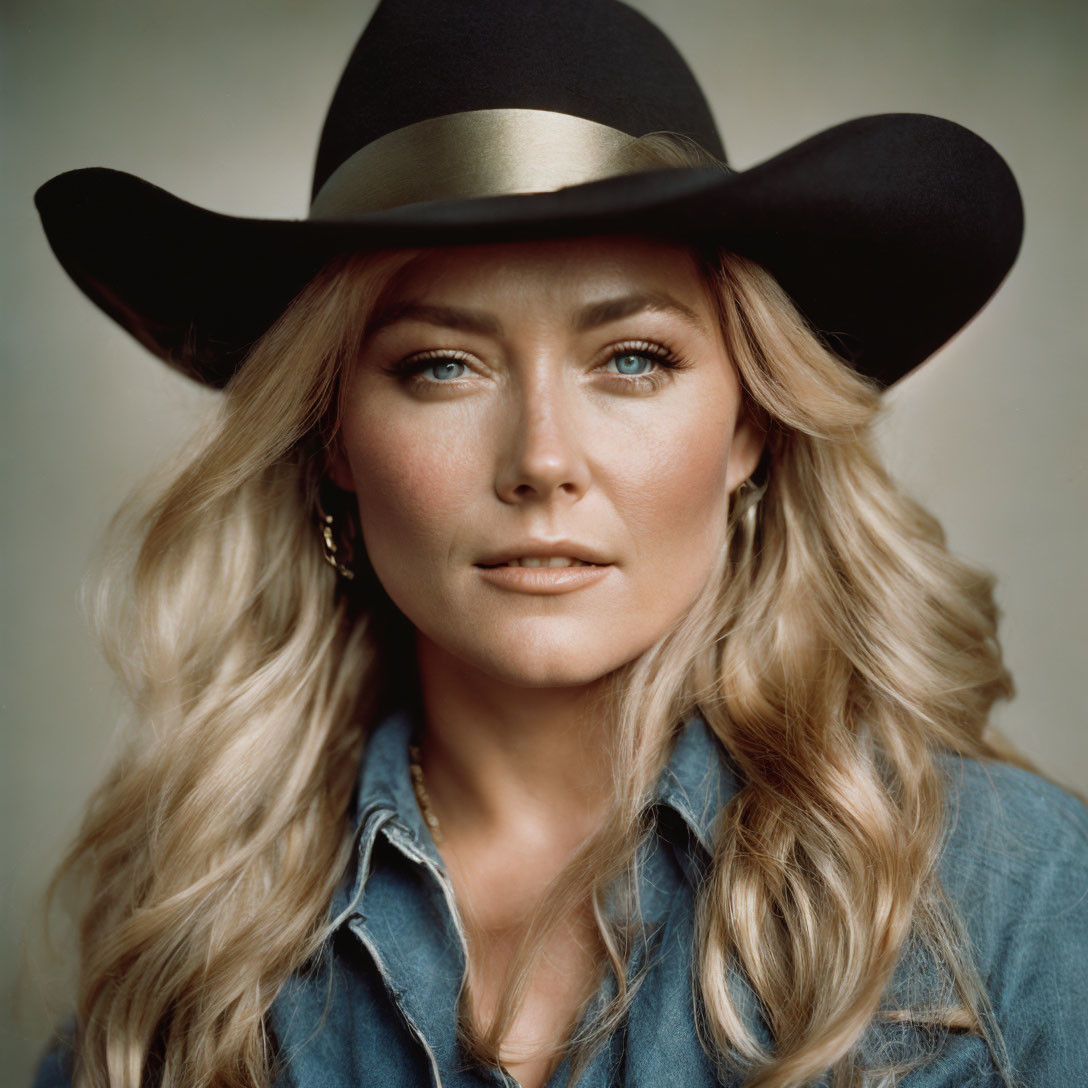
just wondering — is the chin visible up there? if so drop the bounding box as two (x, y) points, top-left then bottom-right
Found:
(453, 630), (640, 690)
(488, 659), (613, 690)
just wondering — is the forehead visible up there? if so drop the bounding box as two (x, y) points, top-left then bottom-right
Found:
(378, 236), (713, 315)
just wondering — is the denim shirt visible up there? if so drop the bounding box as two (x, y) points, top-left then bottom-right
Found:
(34, 710), (1088, 1088)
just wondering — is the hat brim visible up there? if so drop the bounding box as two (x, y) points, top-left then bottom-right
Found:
(35, 113), (1022, 389)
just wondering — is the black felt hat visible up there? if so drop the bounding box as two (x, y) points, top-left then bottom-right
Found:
(34, 0), (1023, 389)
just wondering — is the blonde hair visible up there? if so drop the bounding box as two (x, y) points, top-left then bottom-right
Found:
(46, 142), (1017, 1088)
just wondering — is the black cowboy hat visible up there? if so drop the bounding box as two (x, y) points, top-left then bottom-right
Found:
(34, 0), (1023, 390)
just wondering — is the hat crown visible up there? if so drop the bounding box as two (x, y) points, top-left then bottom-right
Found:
(311, 0), (725, 200)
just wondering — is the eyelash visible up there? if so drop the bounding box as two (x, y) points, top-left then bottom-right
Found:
(601, 340), (690, 390)
(387, 341), (690, 392)
(385, 349), (475, 385)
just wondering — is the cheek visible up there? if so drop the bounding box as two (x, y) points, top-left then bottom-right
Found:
(607, 398), (735, 565)
(340, 407), (477, 567)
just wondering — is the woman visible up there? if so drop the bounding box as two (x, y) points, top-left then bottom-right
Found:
(32, 0), (1088, 1086)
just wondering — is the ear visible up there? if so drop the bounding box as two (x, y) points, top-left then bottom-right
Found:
(325, 437), (357, 493)
(725, 404), (769, 494)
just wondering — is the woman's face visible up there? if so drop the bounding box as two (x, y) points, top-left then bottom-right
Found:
(332, 237), (764, 688)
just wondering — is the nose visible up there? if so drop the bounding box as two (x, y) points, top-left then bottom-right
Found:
(493, 372), (591, 506)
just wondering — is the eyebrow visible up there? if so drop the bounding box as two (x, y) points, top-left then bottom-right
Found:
(366, 302), (502, 337)
(365, 290), (707, 339)
(573, 291), (707, 334)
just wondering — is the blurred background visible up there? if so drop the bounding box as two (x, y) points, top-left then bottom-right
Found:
(3, 0), (1086, 1079)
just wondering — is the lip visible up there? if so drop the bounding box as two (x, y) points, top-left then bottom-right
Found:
(474, 539), (612, 567)
(475, 563), (612, 595)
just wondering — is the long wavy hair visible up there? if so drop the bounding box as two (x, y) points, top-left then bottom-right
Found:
(46, 136), (1017, 1088)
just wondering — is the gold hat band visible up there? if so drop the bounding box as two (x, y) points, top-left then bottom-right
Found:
(308, 108), (646, 219)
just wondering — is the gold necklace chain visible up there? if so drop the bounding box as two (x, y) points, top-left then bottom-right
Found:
(408, 741), (445, 844)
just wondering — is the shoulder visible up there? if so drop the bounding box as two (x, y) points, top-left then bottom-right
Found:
(30, 1021), (75, 1088)
(935, 754), (1088, 1079)
(940, 752), (1088, 832)
(936, 754), (1088, 905)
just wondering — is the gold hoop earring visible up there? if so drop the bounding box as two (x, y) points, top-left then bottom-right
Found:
(733, 470), (768, 510)
(730, 464), (769, 552)
(315, 488), (357, 581)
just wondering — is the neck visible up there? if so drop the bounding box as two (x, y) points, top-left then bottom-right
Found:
(413, 633), (614, 849)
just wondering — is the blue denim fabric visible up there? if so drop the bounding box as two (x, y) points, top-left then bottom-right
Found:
(34, 709), (1088, 1087)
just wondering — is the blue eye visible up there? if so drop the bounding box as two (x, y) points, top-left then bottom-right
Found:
(421, 359), (466, 381)
(611, 353), (656, 376)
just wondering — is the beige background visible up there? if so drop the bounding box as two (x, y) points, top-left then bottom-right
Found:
(3, 0), (1086, 1080)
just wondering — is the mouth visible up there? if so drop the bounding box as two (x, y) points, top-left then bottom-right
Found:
(475, 556), (600, 569)
(473, 557), (613, 595)
(473, 539), (612, 568)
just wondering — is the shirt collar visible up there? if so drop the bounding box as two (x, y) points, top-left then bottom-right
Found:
(331, 704), (741, 923)
(654, 710), (741, 856)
